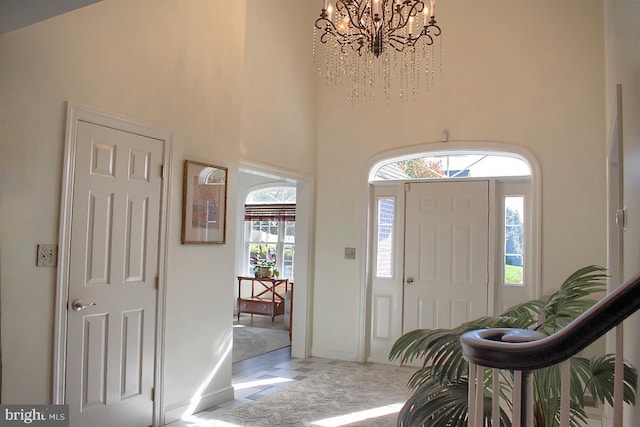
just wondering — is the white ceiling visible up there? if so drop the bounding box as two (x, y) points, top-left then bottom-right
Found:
(0, 0), (102, 34)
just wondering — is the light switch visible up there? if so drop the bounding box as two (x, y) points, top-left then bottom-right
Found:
(37, 244), (58, 267)
(345, 247), (356, 260)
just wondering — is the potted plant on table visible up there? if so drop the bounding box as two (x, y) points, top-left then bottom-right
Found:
(253, 259), (277, 279)
(389, 265), (637, 427)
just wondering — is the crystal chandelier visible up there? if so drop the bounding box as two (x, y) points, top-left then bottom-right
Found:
(314, 0), (442, 101)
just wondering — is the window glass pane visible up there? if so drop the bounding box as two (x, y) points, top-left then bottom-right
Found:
(284, 221), (295, 243)
(247, 187), (296, 204)
(283, 244), (295, 278)
(265, 221), (279, 242)
(504, 196), (524, 285)
(376, 197), (395, 278)
(249, 243), (277, 269)
(372, 153), (530, 181)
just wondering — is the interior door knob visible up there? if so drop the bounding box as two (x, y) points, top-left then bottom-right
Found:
(71, 299), (96, 312)
(406, 277), (414, 285)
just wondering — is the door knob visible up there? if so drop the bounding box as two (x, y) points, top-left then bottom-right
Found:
(406, 277), (414, 285)
(71, 299), (96, 312)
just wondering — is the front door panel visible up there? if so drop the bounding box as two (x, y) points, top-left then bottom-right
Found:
(403, 181), (489, 331)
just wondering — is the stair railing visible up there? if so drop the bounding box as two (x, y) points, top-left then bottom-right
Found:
(461, 272), (640, 427)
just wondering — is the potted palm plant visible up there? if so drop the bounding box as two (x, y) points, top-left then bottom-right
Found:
(389, 265), (637, 427)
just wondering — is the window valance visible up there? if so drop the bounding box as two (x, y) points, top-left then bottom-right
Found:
(244, 204), (296, 222)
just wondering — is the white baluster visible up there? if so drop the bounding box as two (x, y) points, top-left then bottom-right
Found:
(614, 323), (624, 427)
(468, 362), (478, 427)
(492, 368), (500, 427)
(560, 359), (571, 426)
(474, 366), (485, 425)
(513, 370), (523, 427)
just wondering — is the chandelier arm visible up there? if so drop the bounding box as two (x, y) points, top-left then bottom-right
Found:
(387, 1), (400, 29)
(387, 38), (409, 53)
(315, 15), (356, 42)
(413, 31), (434, 46)
(427, 18), (441, 37)
(315, 15), (339, 33)
(336, 0), (367, 33)
(405, 2), (425, 21)
(357, 2), (370, 32)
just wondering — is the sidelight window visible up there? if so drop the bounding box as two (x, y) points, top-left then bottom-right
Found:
(376, 197), (395, 278)
(504, 196), (525, 285)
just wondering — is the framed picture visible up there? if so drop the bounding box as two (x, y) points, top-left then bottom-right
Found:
(181, 160), (228, 244)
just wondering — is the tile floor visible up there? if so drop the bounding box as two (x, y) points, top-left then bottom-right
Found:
(165, 350), (363, 426)
(166, 348), (606, 427)
(165, 313), (606, 427)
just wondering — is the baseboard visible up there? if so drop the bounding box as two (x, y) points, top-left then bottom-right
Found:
(366, 355), (400, 366)
(310, 347), (357, 362)
(163, 386), (234, 425)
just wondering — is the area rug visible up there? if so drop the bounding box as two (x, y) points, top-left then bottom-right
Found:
(218, 363), (413, 427)
(232, 325), (290, 363)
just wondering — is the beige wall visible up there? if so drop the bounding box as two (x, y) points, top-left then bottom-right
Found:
(241, 0), (317, 173)
(604, 0), (640, 424)
(1, 0), (633, 419)
(312, 0), (608, 360)
(0, 0), (317, 418)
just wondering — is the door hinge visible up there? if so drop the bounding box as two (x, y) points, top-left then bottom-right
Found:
(404, 182), (411, 192)
(151, 387), (155, 401)
(160, 165), (165, 179)
(155, 276), (159, 289)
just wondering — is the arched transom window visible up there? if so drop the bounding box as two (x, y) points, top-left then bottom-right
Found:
(370, 152), (531, 181)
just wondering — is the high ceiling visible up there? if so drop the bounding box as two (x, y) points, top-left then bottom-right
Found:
(0, 0), (102, 34)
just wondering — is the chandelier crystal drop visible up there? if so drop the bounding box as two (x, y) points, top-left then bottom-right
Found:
(314, 0), (442, 102)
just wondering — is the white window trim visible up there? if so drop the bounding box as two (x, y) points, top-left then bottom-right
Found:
(242, 184), (297, 279)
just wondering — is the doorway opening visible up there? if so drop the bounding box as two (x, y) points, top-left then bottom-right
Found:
(364, 143), (540, 364)
(234, 162), (313, 363)
(233, 185), (296, 362)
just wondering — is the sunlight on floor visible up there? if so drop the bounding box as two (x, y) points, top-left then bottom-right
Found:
(173, 420), (241, 427)
(232, 376), (294, 390)
(182, 337), (232, 419)
(310, 402), (404, 427)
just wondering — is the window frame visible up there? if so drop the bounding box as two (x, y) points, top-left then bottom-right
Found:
(375, 196), (396, 279)
(242, 185), (296, 279)
(503, 194), (526, 287)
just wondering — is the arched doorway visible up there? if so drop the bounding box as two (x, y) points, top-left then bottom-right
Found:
(364, 143), (541, 364)
(236, 161), (314, 360)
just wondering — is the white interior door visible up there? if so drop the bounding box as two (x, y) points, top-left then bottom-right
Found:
(403, 181), (489, 331)
(65, 121), (162, 427)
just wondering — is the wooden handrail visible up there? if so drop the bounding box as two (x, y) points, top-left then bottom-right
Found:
(461, 272), (640, 370)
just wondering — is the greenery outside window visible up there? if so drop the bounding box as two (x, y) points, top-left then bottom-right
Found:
(371, 152), (531, 181)
(504, 195), (524, 285)
(244, 187), (296, 279)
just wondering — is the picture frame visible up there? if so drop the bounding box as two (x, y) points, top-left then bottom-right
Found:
(181, 159), (228, 244)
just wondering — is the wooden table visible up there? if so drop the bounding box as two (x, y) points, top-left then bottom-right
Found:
(236, 276), (293, 338)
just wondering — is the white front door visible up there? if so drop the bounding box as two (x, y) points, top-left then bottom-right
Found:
(65, 121), (163, 427)
(403, 181), (489, 331)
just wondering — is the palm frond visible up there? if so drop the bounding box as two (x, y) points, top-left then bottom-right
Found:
(538, 265), (608, 334)
(570, 355), (637, 406)
(397, 378), (511, 427)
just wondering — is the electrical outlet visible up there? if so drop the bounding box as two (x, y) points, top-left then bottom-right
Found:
(345, 247), (356, 260)
(37, 244), (58, 267)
